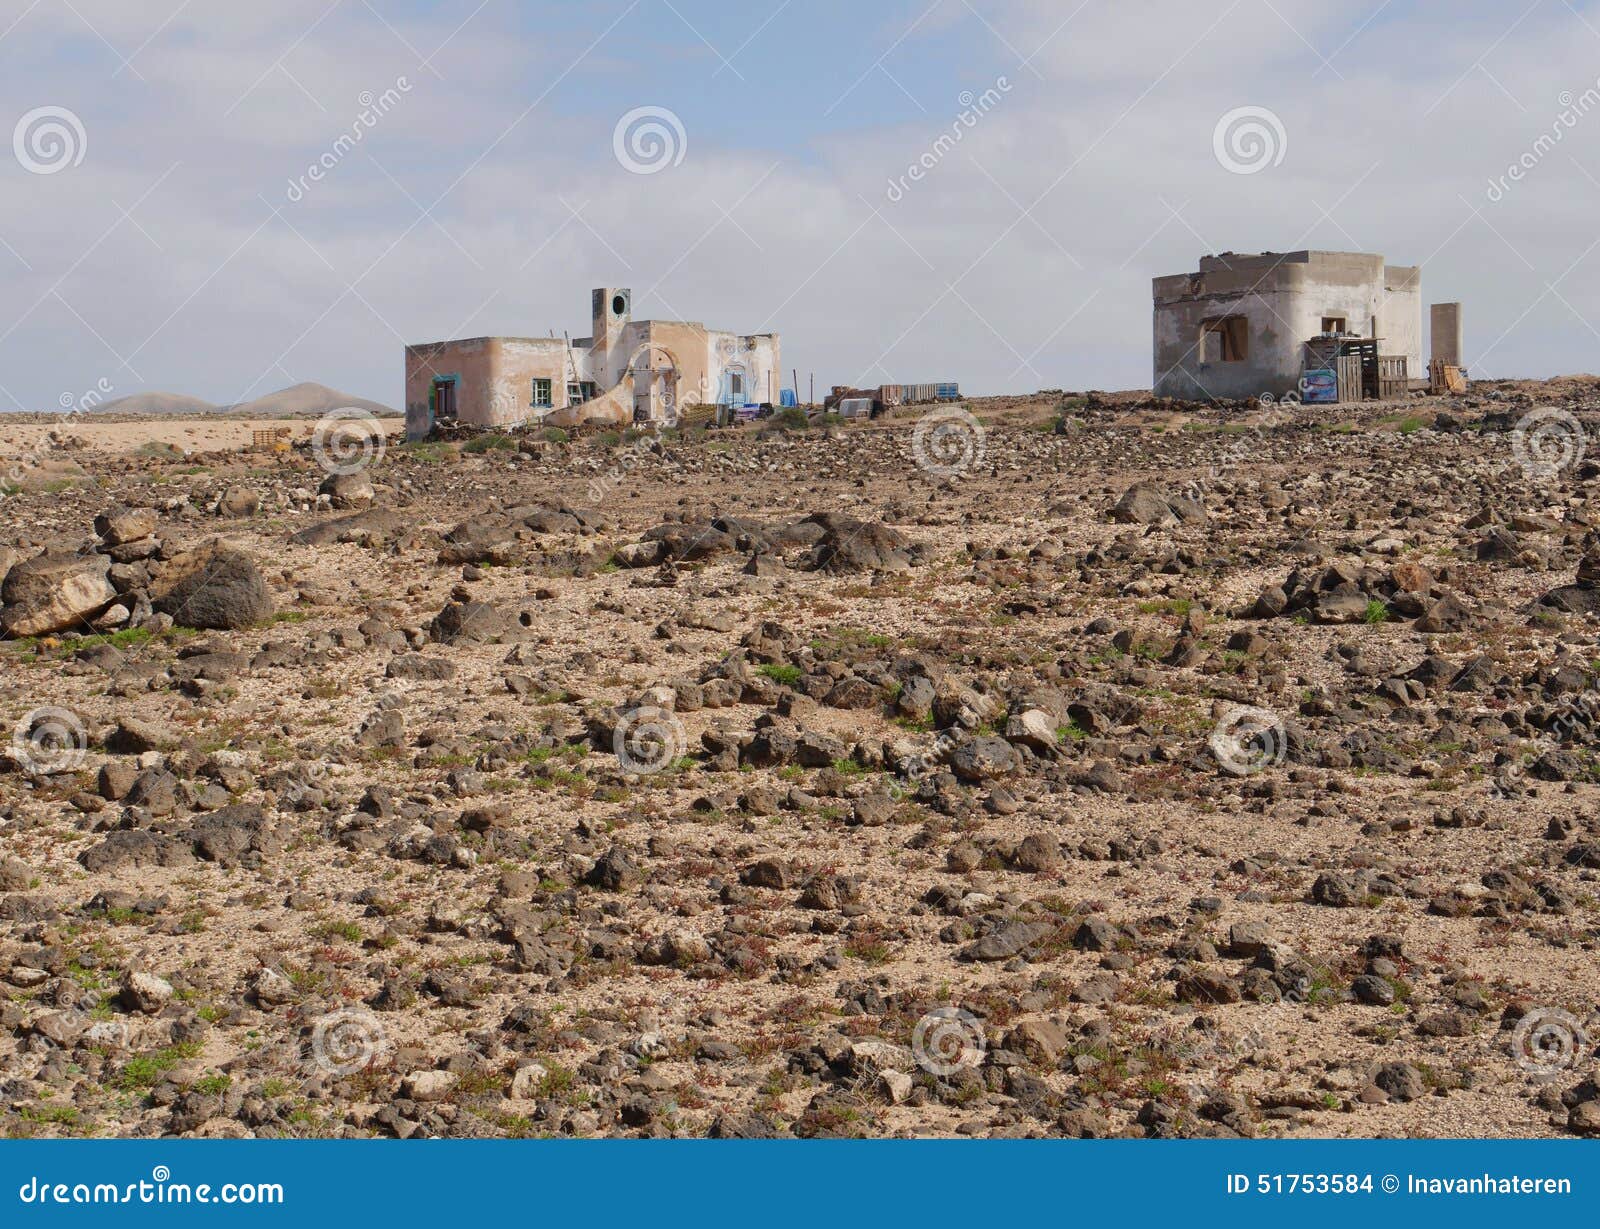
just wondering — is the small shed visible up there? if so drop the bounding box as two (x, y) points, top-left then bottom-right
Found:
(1301, 335), (1409, 403)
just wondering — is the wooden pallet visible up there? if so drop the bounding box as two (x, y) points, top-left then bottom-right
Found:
(250, 427), (292, 451)
(1429, 360), (1467, 395)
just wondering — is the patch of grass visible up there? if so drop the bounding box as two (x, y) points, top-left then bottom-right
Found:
(756, 663), (802, 686)
(396, 441), (454, 463)
(462, 432), (517, 454)
(117, 1041), (203, 1090)
(310, 919), (362, 943)
(536, 1063), (575, 1099)
(1362, 598), (1390, 625)
(18, 1104), (83, 1129)
(542, 427), (569, 444)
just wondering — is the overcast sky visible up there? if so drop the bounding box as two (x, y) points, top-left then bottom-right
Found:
(1, 0), (1598, 410)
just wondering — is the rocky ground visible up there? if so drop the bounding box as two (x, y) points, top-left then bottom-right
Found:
(4, 381), (1600, 1139)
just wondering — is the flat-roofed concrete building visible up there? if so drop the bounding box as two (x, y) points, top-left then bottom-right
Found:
(404, 288), (779, 436)
(1152, 250), (1422, 401)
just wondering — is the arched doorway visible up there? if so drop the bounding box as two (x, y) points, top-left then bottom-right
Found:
(718, 362), (748, 410)
(625, 343), (680, 424)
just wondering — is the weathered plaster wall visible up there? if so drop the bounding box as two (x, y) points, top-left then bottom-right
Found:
(1153, 252), (1421, 400)
(404, 338), (498, 430)
(496, 338), (574, 426)
(547, 372), (633, 427)
(1431, 302), (1464, 367)
(1380, 266), (1423, 378)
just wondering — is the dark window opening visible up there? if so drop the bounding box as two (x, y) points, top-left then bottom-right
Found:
(1321, 315), (1348, 334)
(1200, 316), (1248, 363)
(432, 378), (457, 422)
(611, 294), (626, 316)
(567, 381), (598, 404)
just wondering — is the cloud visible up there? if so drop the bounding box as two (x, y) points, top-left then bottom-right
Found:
(1, 0), (1598, 410)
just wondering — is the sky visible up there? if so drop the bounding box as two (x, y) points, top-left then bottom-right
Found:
(2, 0), (1599, 410)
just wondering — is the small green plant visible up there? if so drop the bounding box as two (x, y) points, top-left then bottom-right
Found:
(756, 663), (803, 686)
(117, 1041), (202, 1090)
(397, 440), (454, 463)
(1362, 598), (1389, 625)
(462, 432), (516, 453)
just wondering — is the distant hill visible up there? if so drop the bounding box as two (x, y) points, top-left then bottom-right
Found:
(95, 391), (218, 415)
(86, 382), (397, 419)
(226, 382), (396, 417)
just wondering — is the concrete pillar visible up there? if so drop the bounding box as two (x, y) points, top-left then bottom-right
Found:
(1430, 302), (1463, 367)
